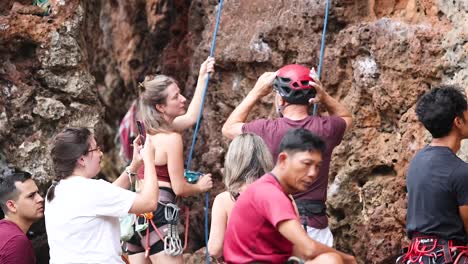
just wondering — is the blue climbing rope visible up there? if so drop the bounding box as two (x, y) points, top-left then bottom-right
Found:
(185, 2), (223, 171)
(184, 1), (224, 264)
(313, 0), (331, 115)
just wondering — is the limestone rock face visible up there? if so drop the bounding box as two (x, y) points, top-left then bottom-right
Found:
(1, 0), (467, 263)
(0, 0), (102, 186)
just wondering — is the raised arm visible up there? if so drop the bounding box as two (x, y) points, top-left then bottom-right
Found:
(278, 219), (356, 263)
(222, 72), (277, 139)
(173, 57), (215, 132)
(166, 133), (213, 197)
(128, 137), (159, 214)
(113, 136), (143, 189)
(309, 69), (353, 130)
(208, 192), (229, 258)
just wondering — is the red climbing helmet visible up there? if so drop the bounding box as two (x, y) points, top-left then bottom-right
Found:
(273, 64), (316, 105)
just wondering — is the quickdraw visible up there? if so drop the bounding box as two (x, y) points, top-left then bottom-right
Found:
(396, 236), (468, 264)
(286, 256), (305, 264)
(163, 203), (183, 256)
(135, 204), (190, 258)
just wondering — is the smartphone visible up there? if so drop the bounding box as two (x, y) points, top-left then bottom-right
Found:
(136, 120), (146, 144)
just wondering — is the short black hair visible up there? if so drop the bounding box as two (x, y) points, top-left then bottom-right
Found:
(0, 166), (32, 214)
(416, 85), (467, 138)
(278, 128), (326, 155)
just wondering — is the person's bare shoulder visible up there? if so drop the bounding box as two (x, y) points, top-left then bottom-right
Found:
(216, 191), (232, 202)
(152, 132), (182, 147)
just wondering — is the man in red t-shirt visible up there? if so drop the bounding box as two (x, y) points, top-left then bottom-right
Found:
(222, 65), (352, 246)
(0, 168), (44, 264)
(223, 129), (355, 264)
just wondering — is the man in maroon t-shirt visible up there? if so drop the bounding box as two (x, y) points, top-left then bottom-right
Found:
(222, 65), (352, 246)
(0, 167), (44, 264)
(223, 129), (355, 264)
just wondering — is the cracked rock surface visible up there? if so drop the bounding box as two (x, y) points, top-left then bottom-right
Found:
(1, 0), (467, 263)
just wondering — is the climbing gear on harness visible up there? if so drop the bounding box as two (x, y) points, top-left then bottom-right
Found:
(274, 64), (316, 105)
(135, 215), (149, 233)
(135, 203), (188, 257)
(295, 200), (327, 230)
(163, 203), (183, 256)
(313, 0), (330, 115)
(129, 188), (191, 258)
(136, 212), (166, 258)
(184, 170), (203, 184)
(295, 200), (327, 216)
(396, 235), (468, 264)
(183, 0), (224, 263)
(286, 256), (305, 264)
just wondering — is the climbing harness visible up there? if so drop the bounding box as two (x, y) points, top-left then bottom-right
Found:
(295, 200), (327, 230)
(396, 235), (468, 264)
(132, 203), (190, 258)
(183, 0), (224, 264)
(121, 175), (191, 258)
(313, 0), (330, 115)
(286, 256), (305, 264)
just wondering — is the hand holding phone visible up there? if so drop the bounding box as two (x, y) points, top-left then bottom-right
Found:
(136, 121), (146, 144)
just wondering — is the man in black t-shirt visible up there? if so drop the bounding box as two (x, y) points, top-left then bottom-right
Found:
(398, 85), (468, 264)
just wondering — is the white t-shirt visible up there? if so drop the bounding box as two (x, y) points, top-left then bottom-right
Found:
(45, 176), (136, 264)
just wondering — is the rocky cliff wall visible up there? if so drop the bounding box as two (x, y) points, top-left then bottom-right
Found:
(1, 0), (467, 263)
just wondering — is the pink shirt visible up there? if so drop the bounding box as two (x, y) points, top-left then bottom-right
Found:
(242, 115), (346, 228)
(0, 220), (36, 264)
(223, 174), (298, 264)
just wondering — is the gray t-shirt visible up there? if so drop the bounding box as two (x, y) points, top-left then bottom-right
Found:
(406, 146), (468, 243)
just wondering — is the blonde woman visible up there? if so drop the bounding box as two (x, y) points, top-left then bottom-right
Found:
(208, 133), (274, 258)
(127, 58), (215, 264)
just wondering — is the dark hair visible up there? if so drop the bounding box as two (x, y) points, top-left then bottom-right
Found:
(0, 166), (32, 214)
(415, 85), (467, 138)
(47, 127), (91, 202)
(278, 128), (326, 155)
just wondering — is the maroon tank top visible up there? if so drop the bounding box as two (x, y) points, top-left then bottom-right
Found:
(137, 164), (171, 182)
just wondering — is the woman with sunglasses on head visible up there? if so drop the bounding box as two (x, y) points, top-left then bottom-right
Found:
(126, 57), (215, 264)
(45, 127), (159, 264)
